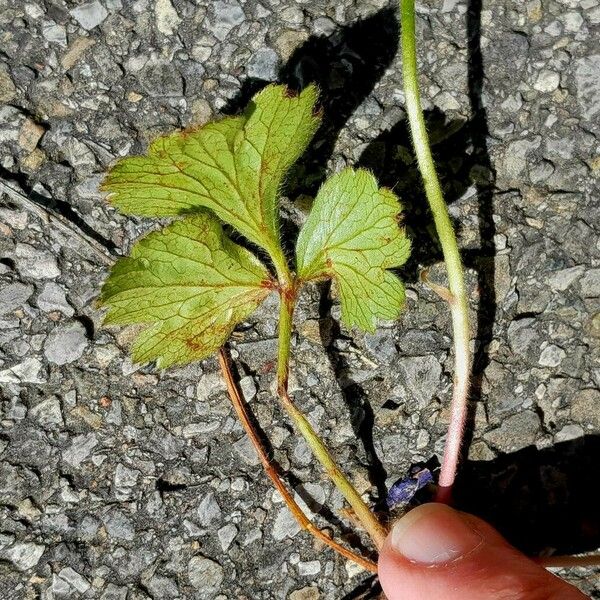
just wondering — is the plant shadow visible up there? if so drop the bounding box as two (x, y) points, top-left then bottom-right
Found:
(456, 435), (600, 556)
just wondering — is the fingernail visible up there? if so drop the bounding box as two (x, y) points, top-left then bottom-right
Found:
(391, 504), (483, 565)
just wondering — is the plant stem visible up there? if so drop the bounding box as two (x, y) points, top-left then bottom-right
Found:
(400, 0), (471, 503)
(276, 286), (295, 391)
(269, 227), (386, 546)
(276, 291), (387, 549)
(218, 349), (378, 572)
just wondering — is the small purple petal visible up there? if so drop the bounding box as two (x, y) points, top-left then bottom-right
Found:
(415, 468), (434, 488)
(386, 468), (435, 508)
(386, 479), (418, 508)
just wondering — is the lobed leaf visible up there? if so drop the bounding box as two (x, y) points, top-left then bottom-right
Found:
(295, 168), (411, 332)
(102, 84), (321, 255)
(100, 212), (274, 368)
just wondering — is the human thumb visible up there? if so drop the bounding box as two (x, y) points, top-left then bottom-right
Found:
(378, 503), (587, 600)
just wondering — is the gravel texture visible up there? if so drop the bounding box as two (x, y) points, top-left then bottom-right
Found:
(1, 0), (599, 598)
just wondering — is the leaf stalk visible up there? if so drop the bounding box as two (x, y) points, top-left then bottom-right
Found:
(400, 0), (472, 502)
(218, 349), (377, 572)
(275, 283), (387, 549)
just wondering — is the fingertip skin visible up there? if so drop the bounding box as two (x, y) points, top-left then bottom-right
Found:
(378, 504), (588, 600)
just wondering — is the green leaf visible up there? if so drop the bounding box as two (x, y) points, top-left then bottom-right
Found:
(295, 167), (411, 332)
(100, 212), (274, 368)
(103, 84), (321, 255)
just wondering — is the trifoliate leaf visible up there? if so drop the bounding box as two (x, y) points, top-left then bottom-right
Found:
(100, 212), (274, 368)
(102, 84), (321, 256)
(295, 168), (410, 332)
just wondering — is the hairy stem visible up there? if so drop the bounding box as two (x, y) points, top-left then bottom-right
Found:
(400, 0), (471, 503)
(276, 291), (387, 549)
(218, 349), (377, 572)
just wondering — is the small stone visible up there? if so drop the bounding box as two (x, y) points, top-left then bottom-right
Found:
(196, 372), (226, 402)
(246, 48), (279, 80)
(100, 584), (128, 600)
(293, 437), (312, 466)
(575, 55), (600, 120)
(37, 282), (74, 316)
(14, 243), (60, 279)
(182, 422), (220, 437)
(590, 5), (600, 24)
(190, 98), (212, 124)
(364, 329), (397, 364)
(70, 405), (103, 429)
(56, 567), (90, 594)
(554, 424), (584, 443)
(415, 429), (430, 449)
(78, 515), (100, 541)
(42, 21), (67, 46)
(17, 498), (41, 521)
(2, 542), (45, 571)
(294, 482), (326, 515)
(63, 433), (98, 467)
(546, 266), (585, 291)
(0, 358), (46, 384)
(442, 0), (461, 11)
(233, 435), (260, 466)
(272, 506), (301, 541)
(197, 492), (222, 527)
(468, 440), (496, 461)
(217, 523), (237, 552)
(483, 410), (540, 452)
(155, 0), (181, 35)
(52, 573), (70, 596)
(0, 283), (33, 316)
(188, 555), (224, 594)
(238, 376), (257, 401)
(500, 137), (541, 181)
(571, 389), (600, 429)
(533, 70), (560, 93)
(281, 6), (303, 25)
(507, 318), (540, 356)
(243, 527), (262, 546)
(30, 396), (63, 427)
(562, 11), (584, 32)
(44, 322), (88, 365)
(21, 148), (46, 172)
(346, 559), (364, 578)
(209, 1), (245, 41)
(103, 509), (135, 541)
(529, 160), (554, 183)
(146, 576), (179, 598)
(393, 356), (442, 408)
(289, 587), (320, 600)
(580, 269), (600, 297)
(61, 136), (96, 168)
(538, 344), (566, 368)
(0, 67), (17, 103)
(379, 433), (409, 463)
(61, 37), (97, 70)
(18, 119), (45, 153)
(274, 29), (309, 61)
(297, 560), (321, 576)
(70, 1), (109, 30)
(114, 464), (140, 500)
(127, 91), (143, 102)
